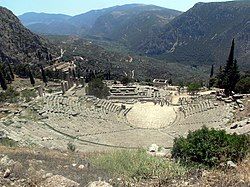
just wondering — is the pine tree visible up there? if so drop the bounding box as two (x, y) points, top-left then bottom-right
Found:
(0, 70), (7, 90)
(28, 67), (35, 86)
(40, 65), (48, 86)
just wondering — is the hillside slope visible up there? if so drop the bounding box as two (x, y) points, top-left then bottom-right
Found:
(0, 7), (55, 64)
(137, 1), (250, 68)
(46, 35), (208, 82)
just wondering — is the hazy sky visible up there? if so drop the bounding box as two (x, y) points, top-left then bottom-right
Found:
(0, 0), (230, 16)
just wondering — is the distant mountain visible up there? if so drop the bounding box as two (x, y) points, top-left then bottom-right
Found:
(137, 1), (250, 68)
(89, 5), (181, 48)
(0, 7), (55, 65)
(19, 12), (76, 35)
(19, 12), (71, 25)
(68, 5), (119, 29)
(18, 4), (181, 37)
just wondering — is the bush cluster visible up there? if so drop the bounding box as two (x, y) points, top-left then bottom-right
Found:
(0, 86), (19, 103)
(0, 137), (17, 147)
(172, 127), (249, 167)
(21, 89), (37, 102)
(67, 142), (76, 152)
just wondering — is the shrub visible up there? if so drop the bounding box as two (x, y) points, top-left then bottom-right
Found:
(172, 127), (250, 167)
(67, 142), (76, 152)
(90, 149), (187, 181)
(0, 86), (19, 103)
(120, 77), (133, 85)
(21, 89), (37, 102)
(0, 137), (17, 147)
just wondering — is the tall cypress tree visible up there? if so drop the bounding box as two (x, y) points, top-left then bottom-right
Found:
(40, 65), (48, 86)
(225, 39), (235, 71)
(28, 67), (35, 86)
(7, 63), (14, 80)
(208, 65), (215, 89)
(72, 68), (76, 79)
(216, 66), (224, 88)
(5, 72), (12, 84)
(210, 65), (214, 78)
(223, 39), (240, 96)
(231, 59), (240, 92)
(0, 70), (7, 90)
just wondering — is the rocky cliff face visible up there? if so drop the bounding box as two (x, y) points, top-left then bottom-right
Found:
(0, 7), (55, 65)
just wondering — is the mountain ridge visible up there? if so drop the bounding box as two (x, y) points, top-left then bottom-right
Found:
(18, 4), (182, 36)
(137, 1), (250, 68)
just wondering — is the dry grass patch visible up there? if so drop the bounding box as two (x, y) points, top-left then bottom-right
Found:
(90, 149), (188, 182)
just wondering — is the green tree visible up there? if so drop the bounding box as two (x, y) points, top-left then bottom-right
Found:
(210, 64), (214, 78)
(235, 75), (250, 94)
(208, 65), (215, 89)
(121, 76), (133, 85)
(222, 39), (240, 96)
(187, 82), (201, 95)
(169, 78), (173, 85)
(0, 70), (7, 90)
(86, 78), (110, 99)
(7, 63), (14, 80)
(28, 67), (35, 86)
(5, 72), (12, 84)
(216, 66), (224, 88)
(40, 65), (48, 86)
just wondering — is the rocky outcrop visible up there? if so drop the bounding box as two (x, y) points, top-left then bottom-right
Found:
(41, 175), (80, 187)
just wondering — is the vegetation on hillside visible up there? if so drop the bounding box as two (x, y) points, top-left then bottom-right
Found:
(46, 35), (208, 83)
(0, 6), (56, 67)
